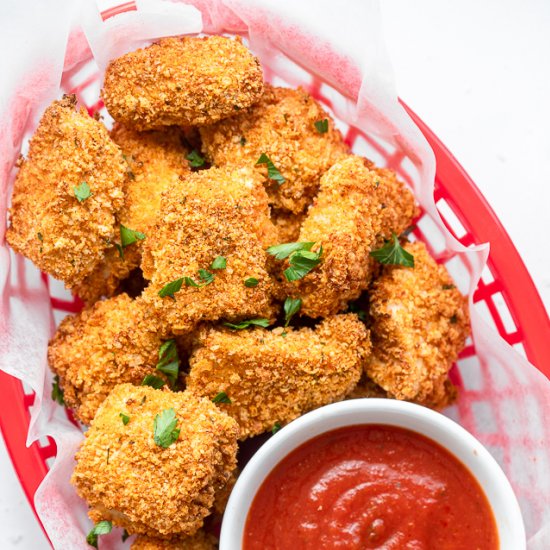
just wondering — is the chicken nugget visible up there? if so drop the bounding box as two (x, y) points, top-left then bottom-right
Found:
(72, 384), (238, 538)
(199, 85), (348, 214)
(281, 155), (417, 318)
(131, 531), (218, 550)
(73, 124), (190, 303)
(48, 294), (169, 424)
(365, 241), (469, 403)
(186, 314), (370, 439)
(6, 95), (126, 288)
(102, 36), (264, 130)
(140, 167), (276, 335)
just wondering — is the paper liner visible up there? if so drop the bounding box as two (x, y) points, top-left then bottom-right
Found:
(0, 1), (549, 548)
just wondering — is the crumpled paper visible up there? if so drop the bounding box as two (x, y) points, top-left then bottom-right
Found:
(0, 0), (549, 548)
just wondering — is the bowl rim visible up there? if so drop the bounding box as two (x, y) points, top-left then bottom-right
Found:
(220, 398), (526, 550)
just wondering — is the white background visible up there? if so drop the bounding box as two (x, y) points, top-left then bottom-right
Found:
(1, 0), (549, 547)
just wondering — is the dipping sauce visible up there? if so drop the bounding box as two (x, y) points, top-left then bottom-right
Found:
(244, 425), (498, 549)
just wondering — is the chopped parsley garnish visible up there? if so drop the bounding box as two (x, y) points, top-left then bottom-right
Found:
(74, 181), (92, 202)
(314, 119), (329, 134)
(240, 136), (246, 146)
(210, 256), (227, 270)
(153, 408), (180, 448)
(212, 391), (232, 404)
(284, 297), (302, 326)
(244, 277), (259, 287)
(187, 150), (205, 168)
(223, 318), (270, 330)
(442, 283), (456, 290)
(284, 247), (323, 281)
(158, 277), (184, 298)
(120, 224), (146, 247)
(141, 374), (165, 389)
(119, 413), (130, 425)
(51, 375), (64, 405)
(272, 422), (282, 434)
(369, 234), (414, 268)
(86, 520), (112, 549)
(185, 269), (215, 287)
(156, 339), (180, 388)
(255, 153), (285, 185)
(37, 232), (43, 241)
(266, 241), (316, 260)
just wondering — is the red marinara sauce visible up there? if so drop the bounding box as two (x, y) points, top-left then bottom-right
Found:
(244, 425), (498, 550)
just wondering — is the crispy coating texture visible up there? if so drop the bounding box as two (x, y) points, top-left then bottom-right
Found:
(73, 124), (190, 304)
(286, 155), (417, 318)
(72, 384), (239, 538)
(48, 294), (165, 425)
(141, 167), (276, 335)
(270, 208), (304, 244)
(186, 314), (370, 439)
(131, 531), (218, 550)
(347, 373), (389, 400)
(6, 95), (126, 288)
(199, 85), (348, 214)
(102, 36), (264, 130)
(365, 241), (469, 403)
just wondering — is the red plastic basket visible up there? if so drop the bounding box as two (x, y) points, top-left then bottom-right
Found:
(0, 13), (549, 543)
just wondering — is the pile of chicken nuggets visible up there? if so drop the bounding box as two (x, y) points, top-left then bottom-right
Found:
(7, 35), (470, 549)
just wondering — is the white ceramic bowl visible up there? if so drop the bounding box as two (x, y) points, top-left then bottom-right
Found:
(220, 398), (525, 550)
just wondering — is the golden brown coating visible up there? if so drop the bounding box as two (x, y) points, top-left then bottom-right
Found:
(186, 314), (370, 439)
(6, 95), (126, 288)
(365, 241), (469, 403)
(140, 167), (276, 335)
(102, 36), (264, 130)
(199, 85), (348, 214)
(270, 208), (304, 244)
(72, 384), (239, 538)
(213, 468), (238, 516)
(131, 531), (218, 550)
(285, 155), (417, 318)
(347, 373), (388, 400)
(48, 294), (166, 425)
(73, 124), (191, 304)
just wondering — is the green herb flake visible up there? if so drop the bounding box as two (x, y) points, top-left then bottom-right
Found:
(255, 153), (285, 185)
(223, 318), (270, 330)
(272, 421), (282, 434)
(119, 413), (130, 425)
(51, 375), (65, 405)
(86, 520), (112, 549)
(158, 277), (184, 299)
(153, 408), (180, 448)
(37, 232), (43, 241)
(314, 119), (329, 134)
(284, 297), (302, 326)
(120, 224), (146, 248)
(212, 391), (232, 404)
(442, 283), (456, 290)
(369, 234), (414, 268)
(244, 277), (259, 287)
(210, 256), (227, 270)
(240, 136), (246, 146)
(266, 241), (315, 260)
(156, 339), (180, 388)
(74, 181), (92, 203)
(187, 150), (205, 168)
(141, 374), (165, 389)
(284, 246), (323, 282)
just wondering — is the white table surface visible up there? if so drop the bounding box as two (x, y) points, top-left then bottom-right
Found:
(1, 0), (549, 547)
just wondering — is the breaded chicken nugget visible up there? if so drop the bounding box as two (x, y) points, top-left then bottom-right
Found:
(140, 167), (276, 335)
(72, 384), (238, 538)
(199, 85), (348, 214)
(6, 95), (126, 288)
(102, 36), (264, 130)
(186, 314), (370, 439)
(131, 531), (218, 550)
(73, 124), (190, 304)
(365, 241), (469, 403)
(48, 294), (167, 424)
(270, 208), (304, 244)
(285, 155), (417, 318)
